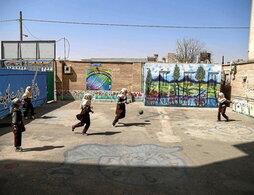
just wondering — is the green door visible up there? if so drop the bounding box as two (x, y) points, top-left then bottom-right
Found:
(47, 72), (54, 101)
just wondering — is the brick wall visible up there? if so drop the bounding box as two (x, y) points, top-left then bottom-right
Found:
(55, 60), (144, 100)
(222, 62), (254, 104)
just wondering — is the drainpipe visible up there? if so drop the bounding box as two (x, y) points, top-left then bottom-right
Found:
(61, 61), (64, 101)
(229, 61), (233, 83)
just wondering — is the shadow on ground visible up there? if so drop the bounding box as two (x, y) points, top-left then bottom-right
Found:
(39, 116), (58, 119)
(117, 122), (151, 127)
(74, 131), (121, 136)
(0, 142), (254, 195)
(227, 119), (242, 122)
(22, 145), (64, 152)
(0, 101), (74, 136)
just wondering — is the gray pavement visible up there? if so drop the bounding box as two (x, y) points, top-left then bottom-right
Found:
(0, 101), (254, 195)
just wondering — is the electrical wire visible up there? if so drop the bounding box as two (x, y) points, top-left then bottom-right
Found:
(65, 38), (70, 59)
(22, 18), (249, 30)
(0, 19), (19, 22)
(23, 24), (71, 59)
(0, 18), (249, 30)
(56, 37), (71, 59)
(23, 23), (41, 40)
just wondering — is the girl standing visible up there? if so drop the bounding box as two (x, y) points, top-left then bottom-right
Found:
(218, 92), (231, 121)
(72, 94), (93, 135)
(12, 98), (25, 152)
(112, 88), (129, 127)
(22, 86), (35, 119)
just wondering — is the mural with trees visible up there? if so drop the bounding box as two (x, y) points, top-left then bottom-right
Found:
(144, 63), (221, 107)
(173, 64), (180, 104)
(195, 66), (206, 105)
(145, 68), (152, 95)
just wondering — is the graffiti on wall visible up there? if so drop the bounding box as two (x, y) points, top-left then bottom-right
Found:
(56, 90), (144, 101)
(4, 60), (54, 72)
(233, 100), (254, 118)
(144, 63), (221, 107)
(0, 69), (47, 118)
(86, 69), (112, 90)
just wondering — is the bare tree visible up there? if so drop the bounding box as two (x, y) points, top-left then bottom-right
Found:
(175, 38), (204, 63)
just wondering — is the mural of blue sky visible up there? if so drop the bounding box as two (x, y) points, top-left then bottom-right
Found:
(145, 63), (221, 82)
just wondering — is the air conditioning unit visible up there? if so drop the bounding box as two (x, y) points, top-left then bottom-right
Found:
(64, 66), (71, 74)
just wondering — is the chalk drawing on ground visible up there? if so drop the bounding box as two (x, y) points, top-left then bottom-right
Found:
(47, 144), (186, 185)
(184, 120), (254, 142)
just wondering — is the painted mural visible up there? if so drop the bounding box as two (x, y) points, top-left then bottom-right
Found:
(0, 69), (47, 118)
(144, 63), (221, 107)
(4, 60), (54, 72)
(86, 69), (112, 90)
(56, 90), (144, 102)
(233, 100), (254, 118)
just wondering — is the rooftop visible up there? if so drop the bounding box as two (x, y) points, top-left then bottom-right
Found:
(81, 58), (147, 63)
(222, 60), (254, 66)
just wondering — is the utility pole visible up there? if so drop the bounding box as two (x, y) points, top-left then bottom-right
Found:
(248, 0), (254, 60)
(20, 11), (23, 41)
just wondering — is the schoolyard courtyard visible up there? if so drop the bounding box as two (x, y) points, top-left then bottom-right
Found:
(0, 101), (254, 195)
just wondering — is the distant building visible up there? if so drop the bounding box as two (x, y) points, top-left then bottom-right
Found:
(163, 52), (212, 64)
(166, 53), (178, 63)
(199, 52), (211, 64)
(147, 54), (159, 62)
(147, 53), (178, 63)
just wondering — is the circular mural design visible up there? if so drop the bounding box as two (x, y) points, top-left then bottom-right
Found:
(47, 144), (186, 185)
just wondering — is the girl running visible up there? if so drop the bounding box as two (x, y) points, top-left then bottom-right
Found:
(218, 92), (231, 122)
(72, 94), (93, 135)
(112, 88), (129, 127)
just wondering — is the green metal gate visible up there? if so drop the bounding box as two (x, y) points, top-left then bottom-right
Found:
(47, 72), (54, 101)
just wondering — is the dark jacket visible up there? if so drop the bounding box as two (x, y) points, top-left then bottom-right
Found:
(115, 96), (127, 118)
(218, 99), (231, 108)
(76, 105), (93, 122)
(218, 99), (231, 114)
(12, 107), (25, 132)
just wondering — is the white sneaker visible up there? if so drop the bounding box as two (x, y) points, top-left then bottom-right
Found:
(15, 147), (23, 152)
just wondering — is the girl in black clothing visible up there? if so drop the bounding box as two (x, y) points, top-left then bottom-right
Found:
(22, 86), (34, 119)
(12, 98), (25, 152)
(72, 94), (93, 135)
(112, 88), (129, 127)
(218, 92), (231, 121)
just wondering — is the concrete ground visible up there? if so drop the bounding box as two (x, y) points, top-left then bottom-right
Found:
(0, 101), (254, 195)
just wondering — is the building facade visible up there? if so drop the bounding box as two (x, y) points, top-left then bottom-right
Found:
(222, 62), (254, 117)
(55, 58), (146, 101)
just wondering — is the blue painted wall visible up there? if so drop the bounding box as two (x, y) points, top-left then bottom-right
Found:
(0, 69), (47, 118)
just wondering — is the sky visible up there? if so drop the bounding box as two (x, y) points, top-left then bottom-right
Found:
(0, 0), (251, 63)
